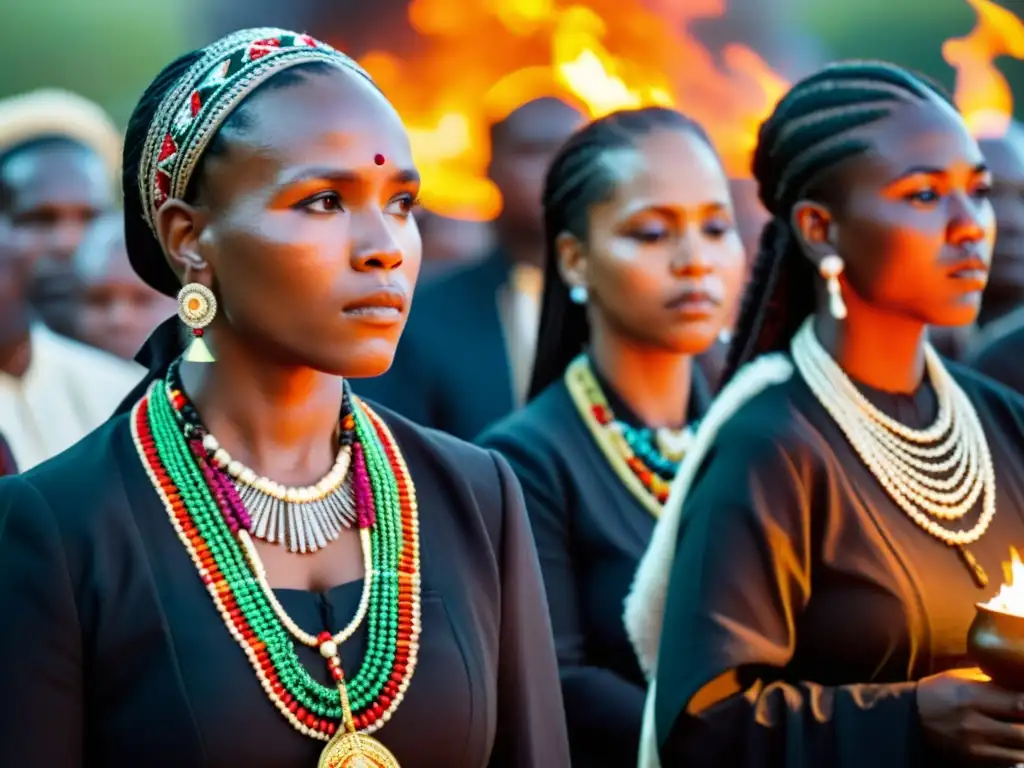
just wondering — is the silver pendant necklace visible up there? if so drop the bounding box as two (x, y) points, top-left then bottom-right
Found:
(237, 474), (358, 554)
(166, 360), (360, 555)
(203, 432), (357, 555)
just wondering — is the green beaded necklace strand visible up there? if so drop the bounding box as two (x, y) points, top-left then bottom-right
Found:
(135, 379), (420, 739)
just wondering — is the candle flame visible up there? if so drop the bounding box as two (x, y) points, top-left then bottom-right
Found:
(982, 547), (1024, 616)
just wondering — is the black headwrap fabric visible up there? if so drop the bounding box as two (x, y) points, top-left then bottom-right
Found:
(112, 316), (183, 416)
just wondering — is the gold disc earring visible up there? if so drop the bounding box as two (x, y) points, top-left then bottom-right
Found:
(819, 255), (847, 320)
(177, 283), (217, 362)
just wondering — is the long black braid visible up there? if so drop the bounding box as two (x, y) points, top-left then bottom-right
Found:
(719, 61), (955, 388)
(527, 106), (720, 400)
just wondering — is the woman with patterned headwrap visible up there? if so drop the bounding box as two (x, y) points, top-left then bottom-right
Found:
(0, 29), (568, 768)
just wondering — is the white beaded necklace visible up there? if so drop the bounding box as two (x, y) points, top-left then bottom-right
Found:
(791, 318), (995, 587)
(201, 432), (358, 554)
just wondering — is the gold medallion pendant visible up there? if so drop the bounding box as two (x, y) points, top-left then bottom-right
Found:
(316, 651), (401, 768)
(318, 730), (400, 768)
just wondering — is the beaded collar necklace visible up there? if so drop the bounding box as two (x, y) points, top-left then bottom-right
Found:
(131, 371), (419, 767)
(564, 354), (691, 517)
(165, 361), (359, 554)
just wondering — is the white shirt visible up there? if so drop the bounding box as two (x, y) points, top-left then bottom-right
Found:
(498, 263), (544, 407)
(0, 324), (144, 470)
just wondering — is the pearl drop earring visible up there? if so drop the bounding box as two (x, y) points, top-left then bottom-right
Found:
(819, 255), (847, 320)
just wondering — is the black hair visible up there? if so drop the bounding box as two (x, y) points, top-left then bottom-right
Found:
(113, 46), (375, 415)
(719, 61), (956, 388)
(526, 106), (719, 400)
(488, 96), (579, 150)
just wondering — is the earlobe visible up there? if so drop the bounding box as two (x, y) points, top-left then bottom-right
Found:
(555, 231), (587, 293)
(155, 199), (209, 281)
(790, 201), (834, 251)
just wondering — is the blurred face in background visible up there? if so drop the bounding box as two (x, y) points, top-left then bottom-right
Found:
(0, 138), (115, 337)
(74, 214), (175, 360)
(0, 217), (33, 347)
(565, 126), (747, 356)
(978, 122), (1024, 323)
(414, 209), (495, 279)
(488, 98), (583, 244)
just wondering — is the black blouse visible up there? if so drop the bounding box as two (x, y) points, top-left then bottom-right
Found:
(479, 362), (708, 767)
(966, 311), (1024, 394)
(0, 404), (570, 767)
(655, 357), (1024, 767)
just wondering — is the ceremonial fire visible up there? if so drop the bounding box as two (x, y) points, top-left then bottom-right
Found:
(347, 0), (1023, 221)
(353, 0), (789, 219)
(942, 0), (1024, 139)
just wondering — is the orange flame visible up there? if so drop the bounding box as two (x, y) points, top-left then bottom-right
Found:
(942, 0), (1024, 139)
(982, 547), (1024, 617)
(357, 0), (789, 220)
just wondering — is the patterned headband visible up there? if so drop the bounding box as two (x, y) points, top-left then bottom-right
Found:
(138, 28), (372, 233)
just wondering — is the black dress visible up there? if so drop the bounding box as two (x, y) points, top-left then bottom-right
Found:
(0, 403), (570, 767)
(965, 308), (1024, 394)
(479, 362), (709, 767)
(654, 356), (1024, 767)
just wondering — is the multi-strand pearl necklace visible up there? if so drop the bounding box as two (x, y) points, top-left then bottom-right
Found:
(791, 318), (995, 588)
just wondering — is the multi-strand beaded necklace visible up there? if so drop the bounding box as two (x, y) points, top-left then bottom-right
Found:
(564, 355), (690, 517)
(130, 368), (419, 767)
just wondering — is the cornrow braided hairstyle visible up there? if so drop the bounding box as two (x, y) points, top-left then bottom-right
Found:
(720, 60), (955, 388)
(527, 106), (720, 400)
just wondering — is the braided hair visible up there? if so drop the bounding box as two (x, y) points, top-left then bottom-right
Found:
(720, 61), (955, 388)
(527, 106), (719, 400)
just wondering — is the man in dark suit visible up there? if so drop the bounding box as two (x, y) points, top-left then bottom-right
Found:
(955, 120), (1024, 366)
(975, 119), (1024, 332)
(959, 121), (1024, 377)
(354, 97), (584, 440)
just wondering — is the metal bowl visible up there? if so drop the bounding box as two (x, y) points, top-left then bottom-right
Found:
(967, 603), (1024, 690)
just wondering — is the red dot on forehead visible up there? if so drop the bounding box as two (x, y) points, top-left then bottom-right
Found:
(373, 153), (385, 166)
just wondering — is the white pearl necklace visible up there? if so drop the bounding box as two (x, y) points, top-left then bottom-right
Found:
(791, 319), (995, 586)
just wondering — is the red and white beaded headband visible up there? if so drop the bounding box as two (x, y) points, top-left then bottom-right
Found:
(138, 28), (372, 234)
